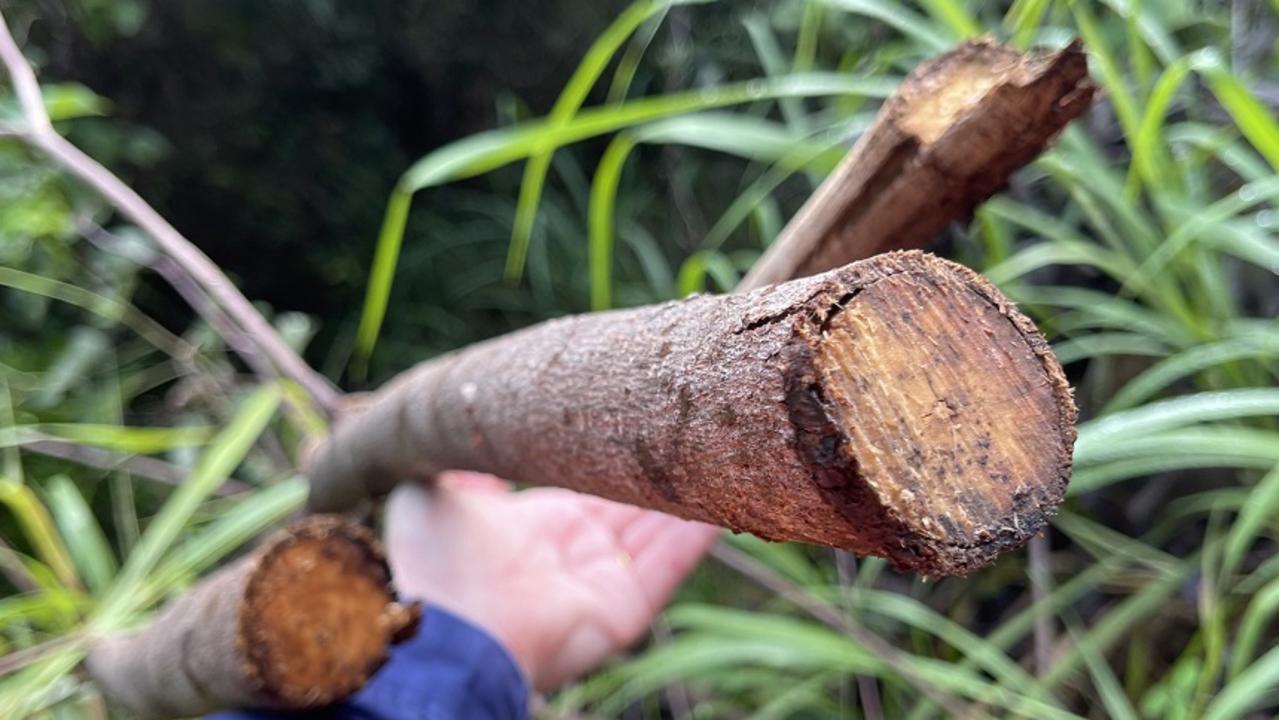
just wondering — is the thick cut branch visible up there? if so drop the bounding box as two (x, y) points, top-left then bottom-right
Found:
(741, 39), (1094, 290)
(307, 251), (1076, 576)
(86, 517), (420, 719)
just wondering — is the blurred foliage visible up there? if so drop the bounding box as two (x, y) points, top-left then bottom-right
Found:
(2, 0), (1279, 718)
(11, 0), (645, 380)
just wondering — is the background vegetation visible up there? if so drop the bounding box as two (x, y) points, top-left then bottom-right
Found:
(2, 0), (1279, 717)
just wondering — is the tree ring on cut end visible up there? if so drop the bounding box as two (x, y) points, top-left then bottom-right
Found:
(807, 254), (1075, 575)
(240, 518), (418, 706)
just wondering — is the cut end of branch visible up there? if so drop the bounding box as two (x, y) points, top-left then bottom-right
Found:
(791, 251), (1076, 575)
(241, 516), (420, 706)
(742, 38), (1095, 291)
(87, 516), (419, 719)
(895, 37), (1093, 144)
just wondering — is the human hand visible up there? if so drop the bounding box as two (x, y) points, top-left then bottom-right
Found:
(384, 472), (720, 691)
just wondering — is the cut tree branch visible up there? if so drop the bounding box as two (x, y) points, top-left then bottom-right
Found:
(85, 516), (420, 719)
(306, 38), (1091, 575)
(0, 11), (341, 414)
(741, 39), (1094, 289)
(307, 251), (1077, 576)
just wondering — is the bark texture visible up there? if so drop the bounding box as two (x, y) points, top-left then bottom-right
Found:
(86, 516), (420, 719)
(741, 38), (1095, 289)
(307, 251), (1075, 576)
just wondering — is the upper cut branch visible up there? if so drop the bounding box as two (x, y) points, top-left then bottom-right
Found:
(307, 251), (1077, 577)
(741, 38), (1094, 290)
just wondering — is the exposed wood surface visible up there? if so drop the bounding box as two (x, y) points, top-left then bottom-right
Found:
(306, 251), (1075, 575)
(740, 38), (1094, 290)
(85, 517), (420, 719)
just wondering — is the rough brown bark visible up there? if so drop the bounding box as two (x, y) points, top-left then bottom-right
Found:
(740, 38), (1094, 290)
(86, 516), (420, 719)
(307, 251), (1075, 576)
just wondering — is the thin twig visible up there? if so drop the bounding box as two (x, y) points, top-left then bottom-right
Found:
(834, 550), (884, 720)
(78, 220), (276, 383)
(649, 616), (694, 719)
(710, 544), (969, 718)
(0, 536), (39, 594)
(22, 438), (250, 495)
(1027, 535), (1054, 677)
(0, 15), (47, 133)
(0, 636), (76, 677)
(0, 11), (340, 415)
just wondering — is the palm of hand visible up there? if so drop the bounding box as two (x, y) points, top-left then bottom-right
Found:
(385, 472), (719, 691)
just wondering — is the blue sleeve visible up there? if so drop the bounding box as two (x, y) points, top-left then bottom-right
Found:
(209, 605), (530, 720)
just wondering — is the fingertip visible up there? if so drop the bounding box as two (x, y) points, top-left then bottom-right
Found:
(630, 521), (721, 611)
(437, 470), (513, 494)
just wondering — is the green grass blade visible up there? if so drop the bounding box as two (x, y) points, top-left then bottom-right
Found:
(665, 607), (1080, 718)
(1222, 464), (1279, 580)
(507, 0), (685, 282)
(1071, 2), (1141, 145)
(916, 0), (980, 39)
(351, 187), (412, 380)
(1051, 332), (1169, 365)
(1195, 49), (1279, 173)
(1204, 643), (1279, 720)
(1098, 0), (1182, 64)
(145, 477), (307, 600)
(1054, 511), (1174, 567)
(32, 326), (109, 409)
(725, 534), (822, 585)
(1072, 452), (1279, 496)
(1205, 220), (1279, 274)
(793, 0), (824, 73)
(397, 73), (896, 190)
(1079, 389), (1279, 451)
(589, 113), (835, 310)
(1167, 122), (1272, 183)
(1230, 577), (1279, 680)
(1121, 177), (1279, 299)
(589, 133), (639, 310)
(0, 480), (80, 591)
(984, 240), (1136, 287)
(1103, 333), (1279, 412)
(1007, 285), (1192, 347)
(744, 14), (809, 133)
(699, 131), (847, 252)
(677, 250), (738, 296)
(94, 385), (281, 624)
(849, 589), (1042, 697)
(817, 0), (951, 51)
(1062, 615), (1140, 720)
(1038, 562), (1191, 693)
(22, 423), (214, 454)
(1130, 56), (1192, 193)
(607, 8), (670, 103)
(353, 73), (896, 368)
(0, 267), (184, 358)
(43, 475), (117, 594)
(1004, 0), (1054, 49)
(747, 672), (837, 719)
